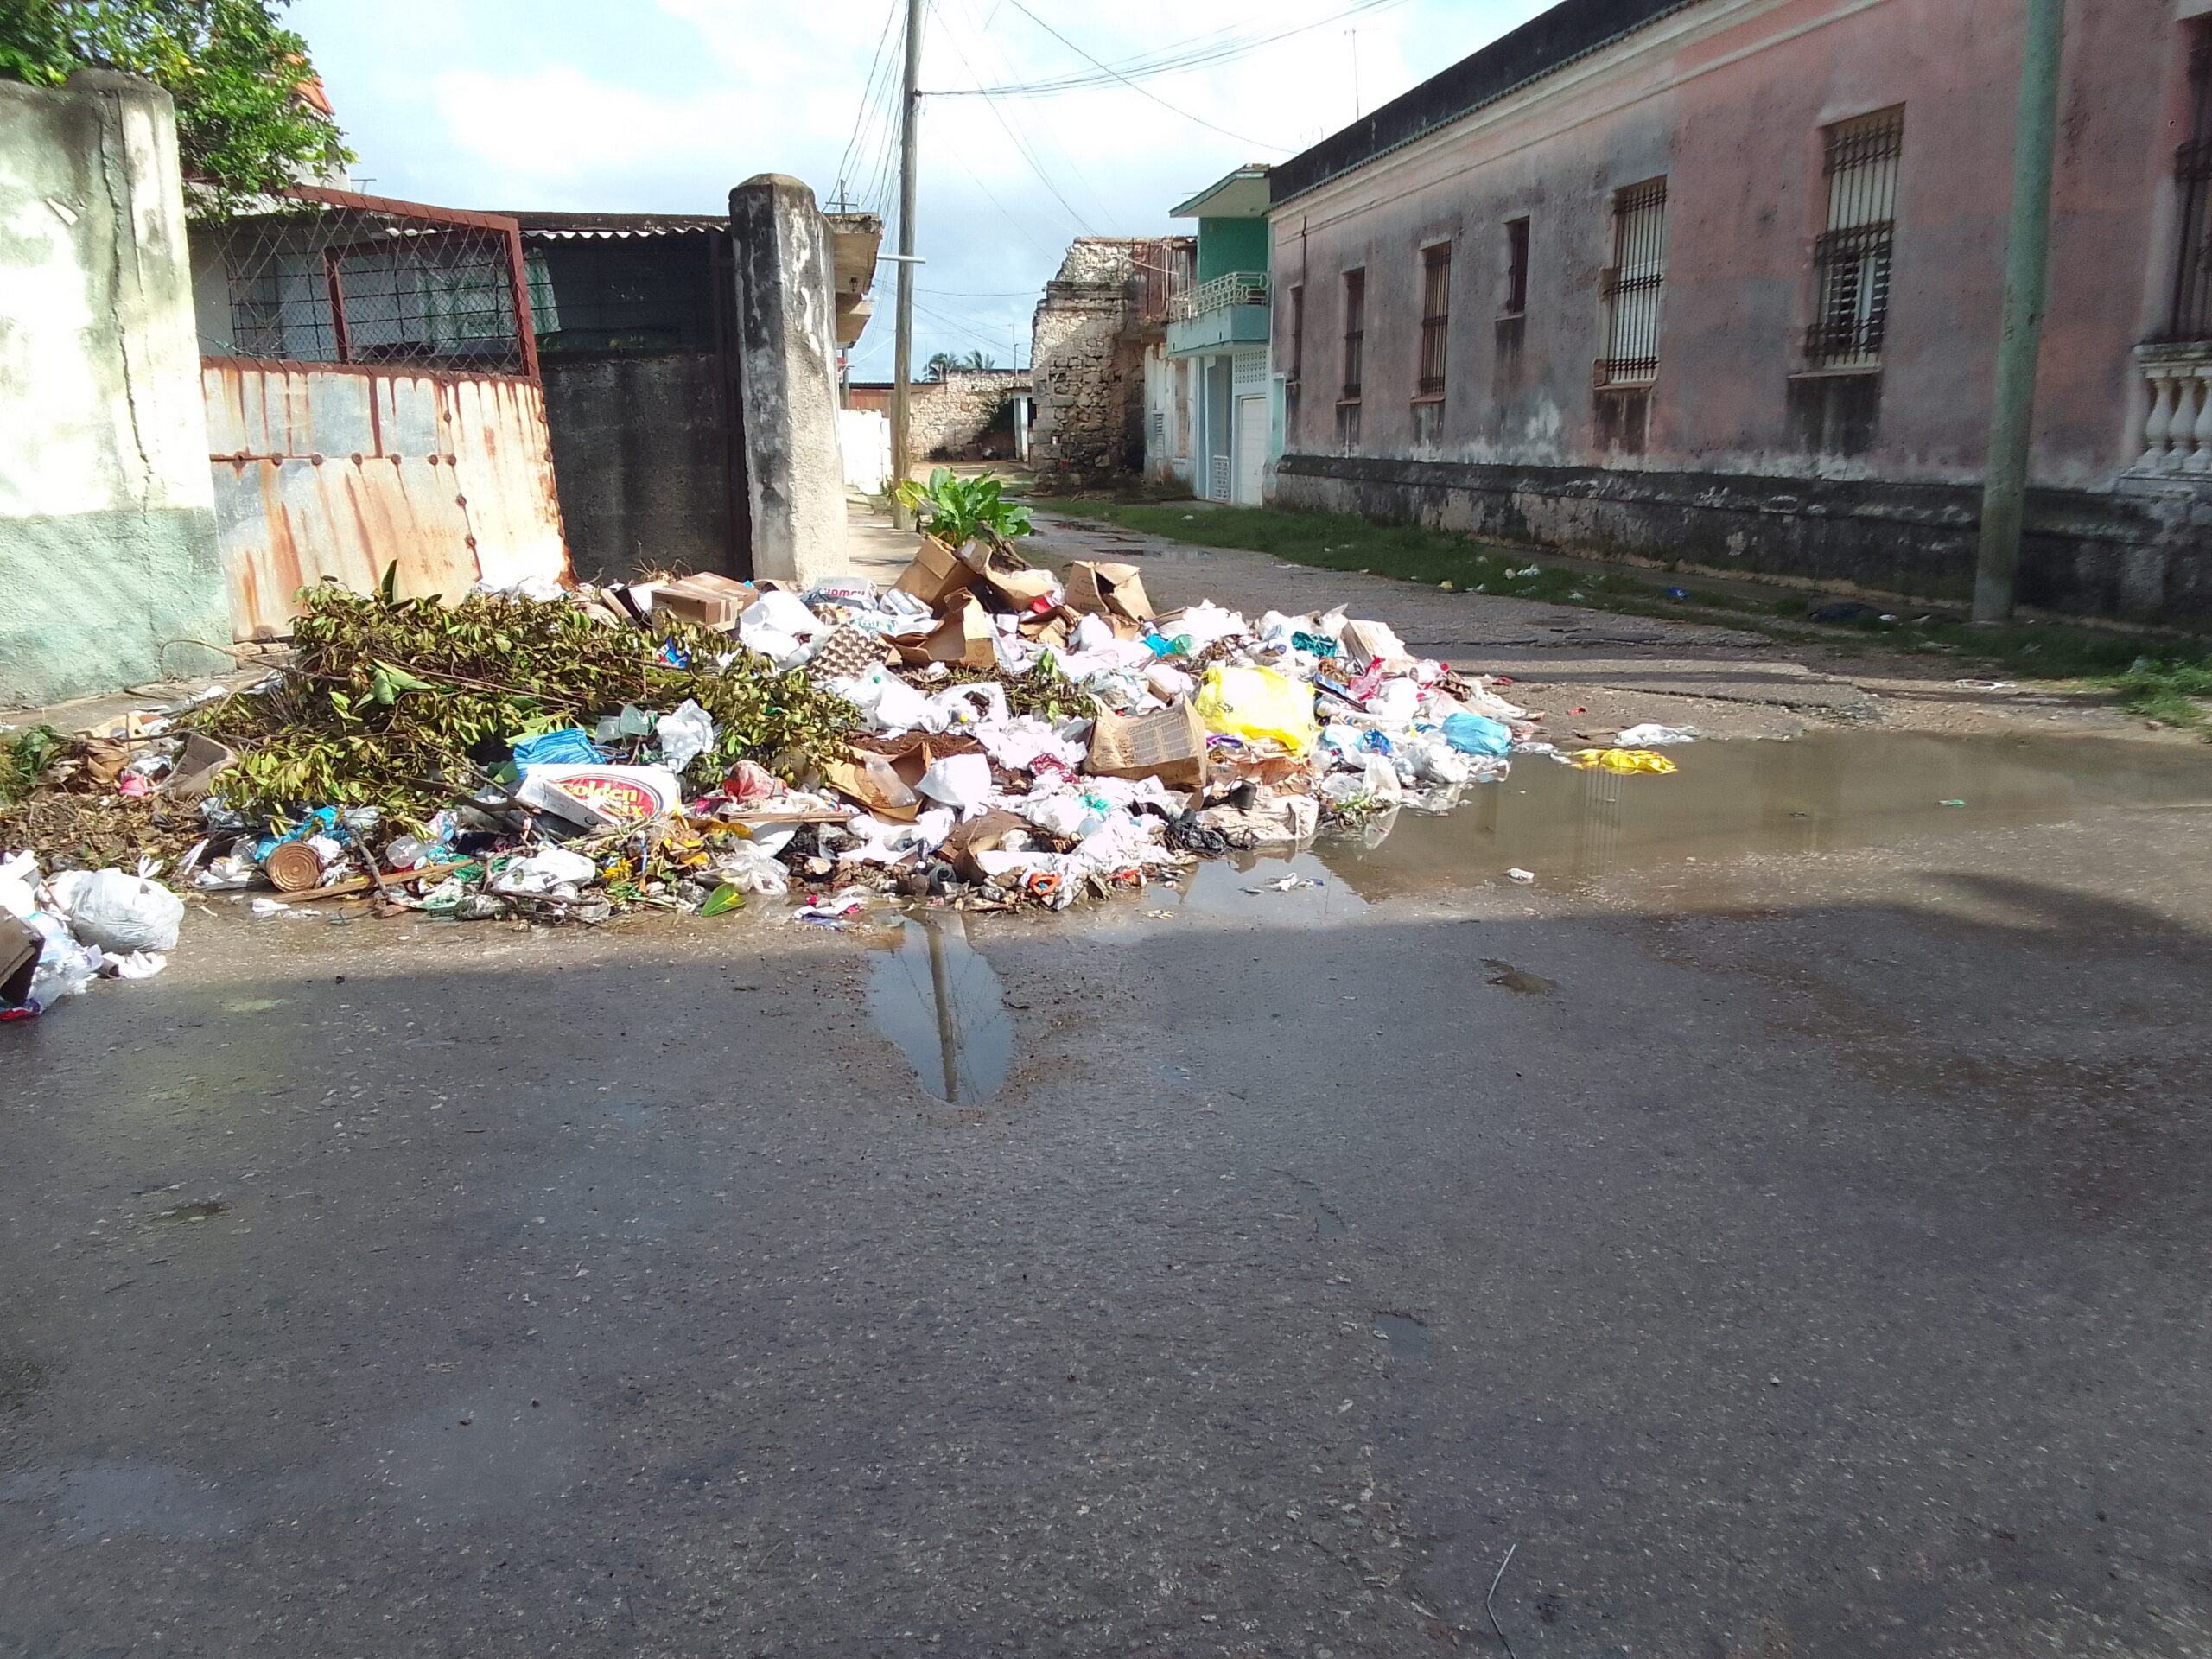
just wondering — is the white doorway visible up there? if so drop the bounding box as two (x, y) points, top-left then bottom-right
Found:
(1234, 395), (1267, 504)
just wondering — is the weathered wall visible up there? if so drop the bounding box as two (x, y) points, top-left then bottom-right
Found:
(1031, 239), (1149, 475)
(1197, 216), (1269, 283)
(849, 369), (1030, 459)
(729, 175), (845, 584)
(0, 73), (230, 709)
(1268, 0), (2207, 620)
(541, 353), (733, 583)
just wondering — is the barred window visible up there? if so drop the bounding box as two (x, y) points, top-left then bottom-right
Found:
(1807, 107), (1904, 368)
(1503, 217), (1529, 317)
(1287, 282), (1305, 383)
(1417, 242), (1451, 398)
(1342, 268), (1365, 400)
(1598, 179), (1667, 385)
(2171, 39), (2212, 340)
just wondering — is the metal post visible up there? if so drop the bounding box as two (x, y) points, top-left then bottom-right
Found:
(891, 0), (924, 526)
(1972, 0), (2066, 623)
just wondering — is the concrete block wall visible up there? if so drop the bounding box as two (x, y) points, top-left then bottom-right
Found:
(0, 73), (232, 709)
(541, 352), (734, 585)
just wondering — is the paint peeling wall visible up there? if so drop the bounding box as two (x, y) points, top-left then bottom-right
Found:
(1267, 0), (2211, 619)
(0, 73), (231, 709)
(204, 362), (568, 639)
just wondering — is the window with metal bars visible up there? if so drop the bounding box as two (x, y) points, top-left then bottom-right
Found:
(1503, 218), (1529, 317)
(1806, 107), (1904, 368)
(1342, 269), (1365, 400)
(2170, 38), (2212, 340)
(1417, 243), (1451, 398)
(1598, 179), (1667, 385)
(1287, 282), (1305, 384)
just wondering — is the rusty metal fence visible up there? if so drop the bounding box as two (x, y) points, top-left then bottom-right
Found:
(195, 187), (537, 378)
(190, 188), (569, 639)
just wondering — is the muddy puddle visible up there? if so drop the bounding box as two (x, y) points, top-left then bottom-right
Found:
(867, 915), (1014, 1103)
(1313, 730), (2212, 900)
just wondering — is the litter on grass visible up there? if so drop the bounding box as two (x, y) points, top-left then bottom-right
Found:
(0, 474), (1693, 1016)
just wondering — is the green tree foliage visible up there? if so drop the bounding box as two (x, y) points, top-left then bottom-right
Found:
(0, 0), (351, 213)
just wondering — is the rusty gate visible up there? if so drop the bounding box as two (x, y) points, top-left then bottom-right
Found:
(191, 188), (571, 639)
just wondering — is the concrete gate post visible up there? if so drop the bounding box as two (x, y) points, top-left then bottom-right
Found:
(728, 175), (848, 586)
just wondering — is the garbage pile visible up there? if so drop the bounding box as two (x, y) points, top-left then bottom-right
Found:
(1, 490), (1693, 1018)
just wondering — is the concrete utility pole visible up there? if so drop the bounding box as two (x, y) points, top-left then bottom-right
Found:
(892, 0), (925, 526)
(1972, 0), (2066, 623)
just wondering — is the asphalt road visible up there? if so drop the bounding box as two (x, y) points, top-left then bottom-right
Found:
(4, 740), (2212, 1658)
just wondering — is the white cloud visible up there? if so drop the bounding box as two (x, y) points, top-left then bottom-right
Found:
(289, 0), (1552, 369)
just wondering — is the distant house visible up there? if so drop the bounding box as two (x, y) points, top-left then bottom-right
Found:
(1160, 166), (1274, 505)
(1267, 0), (2212, 624)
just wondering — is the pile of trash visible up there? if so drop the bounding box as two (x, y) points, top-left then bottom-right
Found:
(1, 498), (1694, 1018)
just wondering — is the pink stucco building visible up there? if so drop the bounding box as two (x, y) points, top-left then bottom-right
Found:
(1267, 0), (2212, 623)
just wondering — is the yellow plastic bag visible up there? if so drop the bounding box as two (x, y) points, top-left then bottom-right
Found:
(1194, 665), (1319, 756)
(1568, 747), (1678, 775)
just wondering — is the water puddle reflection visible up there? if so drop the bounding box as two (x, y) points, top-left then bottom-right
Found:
(1316, 732), (2212, 900)
(867, 915), (1014, 1103)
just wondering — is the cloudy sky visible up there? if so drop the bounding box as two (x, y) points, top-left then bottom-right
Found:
(286, 0), (1551, 379)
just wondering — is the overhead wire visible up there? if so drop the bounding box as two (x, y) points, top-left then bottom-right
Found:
(926, 0), (1097, 237)
(836, 0), (906, 208)
(937, 0), (1119, 231)
(993, 0), (1295, 151)
(936, 0), (1414, 99)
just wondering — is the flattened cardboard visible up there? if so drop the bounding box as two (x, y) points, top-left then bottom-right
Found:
(1084, 701), (1207, 789)
(893, 537), (976, 607)
(925, 590), (997, 668)
(0, 913), (40, 1007)
(1064, 560), (1155, 624)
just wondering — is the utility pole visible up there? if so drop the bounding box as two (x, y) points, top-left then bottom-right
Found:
(892, 0), (925, 526)
(1971, 0), (2065, 623)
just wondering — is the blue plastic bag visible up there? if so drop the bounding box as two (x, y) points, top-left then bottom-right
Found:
(513, 727), (607, 770)
(1442, 712), (1512, 757)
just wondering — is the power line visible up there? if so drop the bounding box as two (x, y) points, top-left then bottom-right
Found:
(938, 0), (1119, 230)
(936, 0), (1412, 99)
(993, 0), (1294, 151)
(836, 0), (906, 205)
(928, 0), (1096, 236)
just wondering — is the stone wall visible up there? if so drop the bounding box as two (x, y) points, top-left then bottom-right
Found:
(0, 73), (231, 708)
(849, 370), (1031, 461)
(1029, 240), (1151, 476)
(541, 352), (734, 584)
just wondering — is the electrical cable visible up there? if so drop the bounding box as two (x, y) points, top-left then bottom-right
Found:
(937, 0), (1413, 99)
(992, 0), (1294, 150)
(836, 0), (906, 207)
(928, 0), (1097, 236)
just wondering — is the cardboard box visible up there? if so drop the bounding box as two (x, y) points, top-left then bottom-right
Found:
(1064, 560), (1155, 624)
(960, 539), (1060, 612)
(653, 575), (751, 631)
(924, 590), (998, 668)
(1084, 701), (1207, 790)
(893, 537), (976, 607)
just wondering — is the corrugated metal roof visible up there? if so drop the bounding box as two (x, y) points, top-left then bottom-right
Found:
(506, 212), (728, 240)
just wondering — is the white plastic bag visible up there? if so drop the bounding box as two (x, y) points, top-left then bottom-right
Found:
(489, 846), (599, 896)
(917, 753), (993, 811)
(47, 867), (185, 953)
(656, 698), (717, 774)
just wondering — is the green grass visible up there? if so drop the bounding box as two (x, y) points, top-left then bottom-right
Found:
(1042, 499), (2212, 729)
